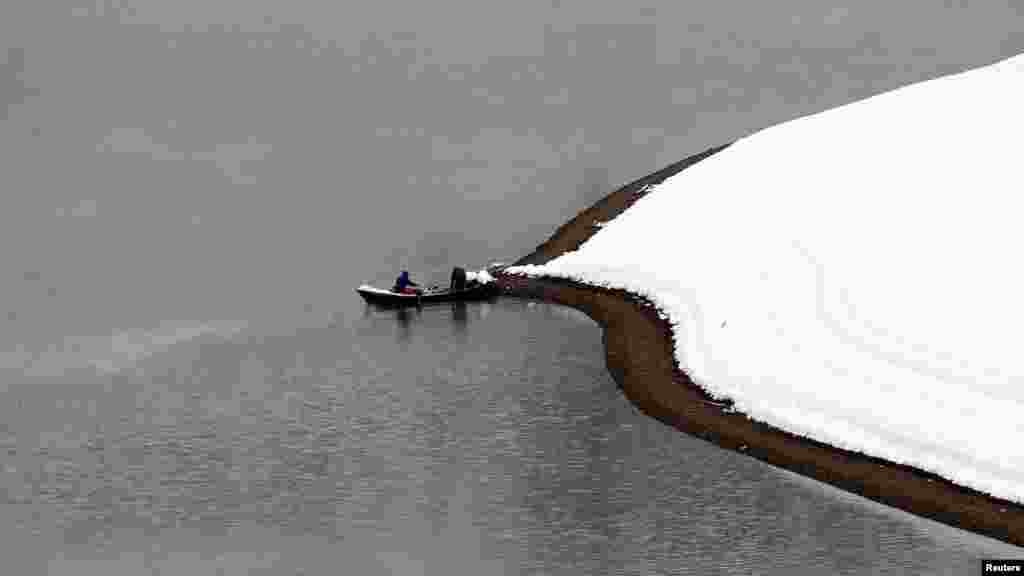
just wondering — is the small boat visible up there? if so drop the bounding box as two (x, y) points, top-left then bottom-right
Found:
(356, 282), (498, 307)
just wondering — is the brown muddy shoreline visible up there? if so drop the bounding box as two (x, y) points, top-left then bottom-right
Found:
(494, 145), (1024, 548)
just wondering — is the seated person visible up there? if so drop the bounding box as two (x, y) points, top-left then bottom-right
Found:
(392, 270), (422, 294)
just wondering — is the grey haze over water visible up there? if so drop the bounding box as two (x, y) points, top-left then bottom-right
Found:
(1, 1), (1022, 573)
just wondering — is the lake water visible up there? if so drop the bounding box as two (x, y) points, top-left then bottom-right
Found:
(1, 299), (1020, 574)
(2, 1), (1022, 573)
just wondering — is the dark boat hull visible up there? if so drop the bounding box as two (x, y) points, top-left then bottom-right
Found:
(356, 283), (498, 307)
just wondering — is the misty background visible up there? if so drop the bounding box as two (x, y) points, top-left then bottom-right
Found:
(1, 1), (1021, 350)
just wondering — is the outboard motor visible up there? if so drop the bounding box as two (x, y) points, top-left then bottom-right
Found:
(450, 267), (467, 291)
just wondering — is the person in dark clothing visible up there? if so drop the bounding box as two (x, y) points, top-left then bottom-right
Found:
(393, 270), (422, 294)
(450, 267), (467, 291)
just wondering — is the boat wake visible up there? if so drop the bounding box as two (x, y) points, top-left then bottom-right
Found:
(0, 320), (247, 380)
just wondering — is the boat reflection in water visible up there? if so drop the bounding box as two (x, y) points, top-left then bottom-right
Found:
(395, 306), (421, 344)
(368, 301), (480, 346)
(452, 301), (468, 344)
(359, 289), (492, 346)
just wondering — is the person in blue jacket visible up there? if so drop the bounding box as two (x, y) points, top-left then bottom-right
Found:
(392, 270), (422, 294)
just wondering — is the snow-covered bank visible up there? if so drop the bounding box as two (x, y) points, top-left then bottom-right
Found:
(508, 53), (1024, 504)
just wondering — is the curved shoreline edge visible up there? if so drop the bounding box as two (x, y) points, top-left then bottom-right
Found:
(494, 144), (1024, 548)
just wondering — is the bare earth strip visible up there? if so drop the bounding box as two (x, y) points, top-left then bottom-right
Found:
(495, 144), (1024, 548)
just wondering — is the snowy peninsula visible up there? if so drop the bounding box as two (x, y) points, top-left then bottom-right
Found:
(508, 53), (1024, 508)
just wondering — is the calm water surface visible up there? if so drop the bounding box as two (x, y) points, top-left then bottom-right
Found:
(1, 1), (1022, 573)
(1, 300), (1020, 574)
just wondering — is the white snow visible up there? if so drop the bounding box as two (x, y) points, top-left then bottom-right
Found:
(467, 269), (495, 284)
(507, 53), (1024, 504)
